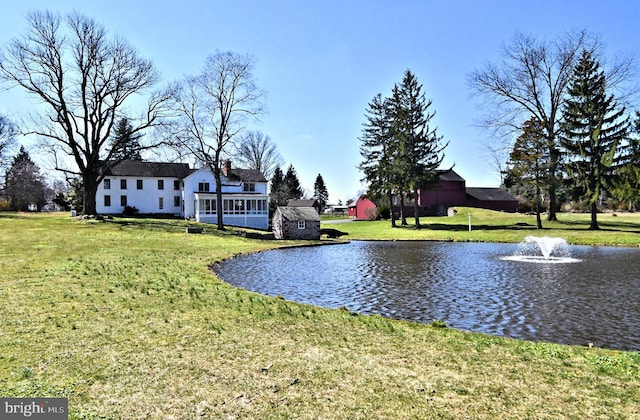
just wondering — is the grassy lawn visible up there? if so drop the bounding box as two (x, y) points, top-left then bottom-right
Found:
(0, 211), (638, 418)
(332, 207), (640, 247)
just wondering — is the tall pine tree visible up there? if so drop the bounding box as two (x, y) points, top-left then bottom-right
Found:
(313, 174), (329, 212)
(611, 111), (640, 211)
(358, 93), (398, 226)
(389, 70), (447, 227)
(268, 166), (287, 216)
(560, 50), (630, 229)
(283, 164), (303, 201)
(109, 117), (143, 161)
(506, 117), (549, 228)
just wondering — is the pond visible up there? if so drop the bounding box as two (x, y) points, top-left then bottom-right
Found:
(213, 240), (640, 351)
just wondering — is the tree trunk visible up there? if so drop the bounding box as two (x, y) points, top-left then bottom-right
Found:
(399, 195), (407, 225)
(413, 189), (421, 228)
(388, 191), (397, 228)
(546, 184), (558, 222)
(535, 187), (543, 229)
(214, 169), (225, 231)
(590, 201), (599, 230)
(83, 174), (98, 216)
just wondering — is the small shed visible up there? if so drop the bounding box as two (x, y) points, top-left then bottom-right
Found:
(272, 206), (321, 240)
(287, 199), (321, 213)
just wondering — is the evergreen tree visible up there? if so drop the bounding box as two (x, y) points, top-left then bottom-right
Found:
(358, 93), (398, 227)
(109, 117), (143, 161)
(506, 117), (549, 228)
(389, 70), (448, 227)
(611, 111), (640, 211)
(560, 50), (630, 229)
(313, 174), (329, 212)
(283, 164), (303, 201)
(268, 166), (288, 216)
(4, 146), (47, 211)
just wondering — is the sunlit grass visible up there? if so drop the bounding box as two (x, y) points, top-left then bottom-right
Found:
(332, 207), (640, 246)
(0, 212), (638, 418)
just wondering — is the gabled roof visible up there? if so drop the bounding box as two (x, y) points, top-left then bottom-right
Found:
(466, 187), (518, 202)
(288, 199), (319, 208)
(226, 168), (267, 183)
(436, 169), (465, 182)
(276, 206), (320, 222)
(104, 161), (192, 178)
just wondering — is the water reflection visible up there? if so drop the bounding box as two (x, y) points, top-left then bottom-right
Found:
(214, 241), (640, 351)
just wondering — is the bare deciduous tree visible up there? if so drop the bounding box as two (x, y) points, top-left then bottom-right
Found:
(0, 10), (174, 214)
(0, 114), (17, 172)
(234, 130), (283, 179)
(469, 30), (593, 221)
(172, 51), (265, 230)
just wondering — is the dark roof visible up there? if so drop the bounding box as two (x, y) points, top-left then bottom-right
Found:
(287, 199), (319, 207)
(437, 169), (465, 182)
(466, 187), (518, 202)
(226, 168), (267, 183)
(276, 206), (320, 222)
(104, 161), (192, 178)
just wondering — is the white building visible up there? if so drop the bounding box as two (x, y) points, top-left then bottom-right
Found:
(182, 161), (269, 229)
(96, 160), (269, 229)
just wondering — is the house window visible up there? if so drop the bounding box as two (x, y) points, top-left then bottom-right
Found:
(120, 195), (127, 206)
(174, 196), (180, 207)
(137, 179), (143, 190)
(243, 182), (255, 192)
(158, 180), (164, 190)
(159, 197), (164, 210)
(104, 195), (111, 207)
(298, 220), (306, 230)
(198, 198), (217, 214)
(198, 182), (210, 192)
(120, 179), (127, 189)
(104, 179), (111, 190)
(174, 180), (180, 190)
(223, 199), (245, 215)
(246, 199), (268, 214)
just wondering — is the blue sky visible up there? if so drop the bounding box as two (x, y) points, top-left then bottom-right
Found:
(1, 1), (638, 203)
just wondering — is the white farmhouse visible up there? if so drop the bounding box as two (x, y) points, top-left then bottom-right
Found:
(182, 161), (269, 229)
(96, 160), (269, 229)
(96, 161), (191, 216)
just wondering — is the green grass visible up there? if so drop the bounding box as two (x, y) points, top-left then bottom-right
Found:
(1, 211), (639, 419)
(333, 207), (640, 246)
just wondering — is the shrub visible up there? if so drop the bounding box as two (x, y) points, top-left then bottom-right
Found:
(123, 205), (139, 216)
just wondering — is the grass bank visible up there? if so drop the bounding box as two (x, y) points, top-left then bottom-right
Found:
(333, 207), (640, 247)
(0, 212), (638, 418)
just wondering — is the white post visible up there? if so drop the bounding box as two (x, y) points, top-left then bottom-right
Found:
(468, 212), (471, 232)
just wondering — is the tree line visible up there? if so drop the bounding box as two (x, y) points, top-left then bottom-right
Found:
(0, 10), (330, 225)
(470, 31), (640, 230)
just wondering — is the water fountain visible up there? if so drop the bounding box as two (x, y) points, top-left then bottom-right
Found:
(502, 236), (581, 263)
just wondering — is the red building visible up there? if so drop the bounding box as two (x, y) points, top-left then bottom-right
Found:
(348, 196), (378, 220)
(356, 169), (518, 219)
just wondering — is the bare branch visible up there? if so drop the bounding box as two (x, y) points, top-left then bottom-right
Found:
(0, 10), (171, 214)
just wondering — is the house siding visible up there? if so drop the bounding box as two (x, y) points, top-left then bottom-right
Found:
(97, 175), (183, 215)
(183, 167), (269, 230)
(96, 161), (269, 229)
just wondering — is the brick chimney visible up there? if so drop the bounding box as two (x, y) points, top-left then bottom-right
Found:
(222, 160), (231, 176)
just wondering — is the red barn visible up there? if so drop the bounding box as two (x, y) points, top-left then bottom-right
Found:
(358, 169), (518, 217)
(348, 196), (378, 220)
